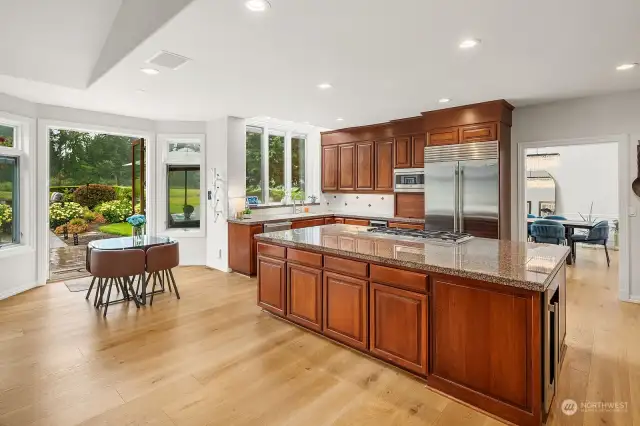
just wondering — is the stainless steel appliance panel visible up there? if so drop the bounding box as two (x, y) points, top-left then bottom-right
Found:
(424, 161), (457, 232)
(394, 168), (425, 193)
(459, 159), (499, 238)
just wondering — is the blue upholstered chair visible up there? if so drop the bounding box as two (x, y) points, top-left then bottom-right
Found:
(545, 215), (568, 220)
(527, 214), (537, 239)
(531, 219), (566, 245)
(570, 221), (610, 266)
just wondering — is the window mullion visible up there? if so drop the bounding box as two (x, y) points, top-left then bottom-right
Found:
(284, 131), (292, 203)
(261, 127), (269, 204)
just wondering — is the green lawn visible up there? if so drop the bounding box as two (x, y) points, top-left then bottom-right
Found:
(0, 191), (11, 202)
(99, 222), (133, 236)
(168, 188), (200, 214)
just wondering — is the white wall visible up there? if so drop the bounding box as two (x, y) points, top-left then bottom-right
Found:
(513, 89), (640, 301)
(205, 117), (229, 271)
(526, 144), (619, 221)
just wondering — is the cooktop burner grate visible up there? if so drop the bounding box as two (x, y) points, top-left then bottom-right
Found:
(366, 227), (474, 244)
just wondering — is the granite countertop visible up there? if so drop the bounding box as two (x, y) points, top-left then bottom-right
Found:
(227, 212), (424, 225)
(254, 224), (570, 292)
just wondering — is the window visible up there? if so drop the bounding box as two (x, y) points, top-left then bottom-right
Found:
(291, 135), (306, 200)
(167, 165), (200, 229)
(0, 157), (18, 246)
(0, 124), (14, 148)
(245, 126), (307, 205)
(246, 127), (263, 203)
(268, 132), (285, 203)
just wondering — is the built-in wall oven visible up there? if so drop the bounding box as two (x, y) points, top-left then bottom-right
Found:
(394, 168), (424, 192)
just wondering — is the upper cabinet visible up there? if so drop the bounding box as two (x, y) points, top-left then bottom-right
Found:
(355, 142), (374, 191)
(375, 139), (394, 192)
(459, 122), (497, 143)
(338, 143), (356, 190)
(427, 127), (459, 146)
(411, 134), (426, 168)
(322, 145), (338, 191)
(394, 136), (411, 168)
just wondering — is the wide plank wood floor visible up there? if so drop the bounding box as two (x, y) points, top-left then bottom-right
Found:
(0, 247), (636, 426)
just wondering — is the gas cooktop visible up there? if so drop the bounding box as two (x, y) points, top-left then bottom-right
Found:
(366, 227), (474, 244)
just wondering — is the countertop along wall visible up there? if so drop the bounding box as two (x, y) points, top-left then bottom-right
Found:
(512, 89), (640, 301)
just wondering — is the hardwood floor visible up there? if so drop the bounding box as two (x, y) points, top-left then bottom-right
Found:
(0, 247), (636, 426)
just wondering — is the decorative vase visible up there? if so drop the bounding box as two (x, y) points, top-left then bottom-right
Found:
(132, 225), (144, 244)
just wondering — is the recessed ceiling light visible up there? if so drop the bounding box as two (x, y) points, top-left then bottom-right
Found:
(336, 118), (344, 121)
(438, 98), (451, 103)
(245, 0), (270, 12)
(317, 83), (333, 90)
(459, 39), (480, 49)
(616, 63), (637, 71)
(140, 68), (159, 75)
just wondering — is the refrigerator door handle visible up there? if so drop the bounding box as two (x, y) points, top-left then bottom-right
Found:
(458, 167), (464, 232)
(453, 164), (459, 232)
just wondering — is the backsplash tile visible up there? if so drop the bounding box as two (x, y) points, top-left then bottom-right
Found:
(320, 193), (395, 215)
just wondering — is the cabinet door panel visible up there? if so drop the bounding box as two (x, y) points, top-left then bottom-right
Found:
(375, 139), (394, 191)
(411, 134), (426, 168)
(389, 222), (424, 230)
(257, 256), (286, 317)
(323, 272), (368, 350)
(344, 218), (369, 226)
(428, 127), (459, 146)
(356, 142), (374, 190)
(292, 218), (326, 229)
(370, 283), (428, 375)
(460, 122), (497, 143)
(287, 264), (323, 331)
(394, 136), (411, 168)
(338, 144), (355, 190)
(322, 145), (338, 191)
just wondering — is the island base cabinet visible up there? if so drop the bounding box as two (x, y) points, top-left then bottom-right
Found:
(323, 272), (368, 351)
(257, 256), (286, 317)
(286, 264), (323, 332)
(370, 283), (428, 376)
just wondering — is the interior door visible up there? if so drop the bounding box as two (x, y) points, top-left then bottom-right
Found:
(424, 161), (457, 232)
(459, 159), (499, 238)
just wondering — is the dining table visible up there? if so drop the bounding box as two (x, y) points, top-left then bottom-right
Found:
(87, 235), (176, 304)
(527, 218), (595, 265)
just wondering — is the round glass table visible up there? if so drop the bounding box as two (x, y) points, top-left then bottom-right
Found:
(88, 235), (176, 251)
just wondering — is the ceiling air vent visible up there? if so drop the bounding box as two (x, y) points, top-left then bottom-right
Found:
(146, 51), (191, 70)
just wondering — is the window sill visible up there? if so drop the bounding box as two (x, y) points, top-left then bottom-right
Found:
(251, 202), (320, 210)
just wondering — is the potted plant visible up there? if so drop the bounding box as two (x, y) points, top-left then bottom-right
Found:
(243, 207), (252, 219)
(183, 204), (194, 220)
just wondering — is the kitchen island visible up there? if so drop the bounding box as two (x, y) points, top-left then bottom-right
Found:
(255, 224), (569, 426)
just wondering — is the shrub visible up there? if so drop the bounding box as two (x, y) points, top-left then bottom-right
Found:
(92, 213), (107, 224)
(55, 218), (88, 234)
(83, 209), (97, 222)
(49, 202), (84, 228)
(0, 204), (12, 231)
(94, 200), (132, 223)
(73, 184), (116, 209)
(114, 186), (133, 201)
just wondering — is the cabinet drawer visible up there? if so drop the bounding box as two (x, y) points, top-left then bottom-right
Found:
(324, 256), (368, 278)
(344, 218), (370, 226)
(459, 122), (497, 143)
(389, 222), (424, 230)
(428, 127), (459, 146)
(287, 248), (322, 268)
(371, 264), (428, 293)
(257, 243), (286, 259)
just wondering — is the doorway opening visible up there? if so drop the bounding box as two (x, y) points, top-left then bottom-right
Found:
(47, 128), (146, 283)
(517, 135), (630, 300)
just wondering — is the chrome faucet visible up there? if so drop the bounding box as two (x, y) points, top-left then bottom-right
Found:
(288, 190), (301, 213)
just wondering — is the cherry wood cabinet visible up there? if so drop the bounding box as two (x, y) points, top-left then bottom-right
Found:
(374, 139), (394, 191)
(323, 272), (368, 350)
(338, 144), (355, 191)
(322, 145), (338, 191)
(291, 218), (326, 229)
(394, 193), (425, 219)
(355, 141), (374, 191)
(228, 223), (263, 276)
(257, 256), (286, 317)
(344, 218), (369, 226)
(370, 283), (428, 375)
(411, 134), (426, 168)
(394, 136), (411, 168)
(460, 122), (497, 143)
(287, 263), (323, 331)
(334, 217), (345, 224)
(427, 127), (459, 146)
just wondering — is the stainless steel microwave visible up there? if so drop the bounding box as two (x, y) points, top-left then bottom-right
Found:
(394, 168), (424, 192)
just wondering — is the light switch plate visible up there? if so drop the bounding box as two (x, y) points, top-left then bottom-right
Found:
(628, 206), (637, 217)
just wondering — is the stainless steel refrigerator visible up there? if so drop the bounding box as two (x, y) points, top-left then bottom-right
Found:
(423, 141), (500, 238)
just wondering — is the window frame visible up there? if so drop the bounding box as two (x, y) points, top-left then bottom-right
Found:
(245, 126), (308, 206)
(166, 164), (202, 230)
(0, 117), (26, 250)
(158, 133), (205, 237)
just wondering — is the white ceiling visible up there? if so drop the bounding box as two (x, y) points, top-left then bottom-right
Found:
(0, 0), (639, 128)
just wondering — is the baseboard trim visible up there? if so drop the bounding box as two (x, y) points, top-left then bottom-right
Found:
(0, 282), (43, 301)
(626, 295), (640, 304)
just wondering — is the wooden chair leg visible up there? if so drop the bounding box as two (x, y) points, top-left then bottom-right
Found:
(165, 270), (172, 293)
(604, 243), (610, 267)
(168, 269), (180, 300)
(103, 279), (114, 317)
(93, 278), (102, 307)
(150, 272), (158, 306)
(85, 276), (97, 300)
